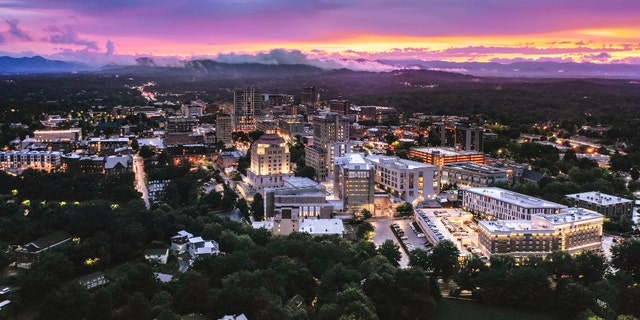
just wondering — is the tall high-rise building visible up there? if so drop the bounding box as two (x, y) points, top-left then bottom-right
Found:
(234, 88), (263, 132)
(246, 133), (293, 191)
(215, 113), (233, 148)
(329, 99), (351, 115)
(305, 112), (351, 181)
(432, 122), (483, 151)
(301, 87), (319, 107)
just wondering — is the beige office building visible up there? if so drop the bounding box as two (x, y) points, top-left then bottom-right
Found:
(365, 155), (439, 203)
(246, 133), (293, 191)
(477, 208), (603, 258)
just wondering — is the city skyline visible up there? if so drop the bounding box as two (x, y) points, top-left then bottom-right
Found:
(1, 0), (639, 67)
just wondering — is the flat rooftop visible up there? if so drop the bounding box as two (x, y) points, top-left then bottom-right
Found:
(443, 162), (507, 174)
(335, 153), (372, 170)
(478, 220), (552, 233)
(538, 207), (603, 225)
(566, 191), (632, 205)
(300, 219), (344, 235)
(464, 187), (567, 209)
(410, 147), (483, 156)
(284, 177), (323, 189)
(366, 155), (437, 170)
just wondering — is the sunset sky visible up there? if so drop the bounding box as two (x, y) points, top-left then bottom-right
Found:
(1, 0), (639, 66)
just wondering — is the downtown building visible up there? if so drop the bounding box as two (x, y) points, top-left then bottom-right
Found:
(441, 162), (508, 188)
(460, 187), (566, 220)
(409, 147), (485, 166)
(431, 122), (483, 151)
(476, 207), (603, 259)
(246, 133), (293, 191)
(233, 88), (263, 132)
(365, 155), (439, 204)
(565, 191), (633, 221)
(33, 128), (83, 142)
(263, 177), (334, 220)
(215, 113), (234, 148)
(301, 86), (320, 107)
(0, 150), (62, 173)
(305, 112), (351, 181)
(333, 153), (375, 213)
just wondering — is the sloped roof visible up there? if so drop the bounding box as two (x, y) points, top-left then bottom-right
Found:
(21, 231), (71, 252)
(105, 155), (131, 170)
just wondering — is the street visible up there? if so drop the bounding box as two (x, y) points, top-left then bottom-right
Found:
(133, 155), (150, 209)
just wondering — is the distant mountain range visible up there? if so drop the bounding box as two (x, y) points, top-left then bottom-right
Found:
(1, 55), (640, 79)
(0, 56), (94, 74)
(377, 59), (640, 79)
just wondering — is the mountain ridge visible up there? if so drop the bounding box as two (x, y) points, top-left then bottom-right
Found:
(1, 55), (639, 80)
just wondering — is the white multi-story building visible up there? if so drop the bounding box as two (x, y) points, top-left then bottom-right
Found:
(0, 150), (62, 173)
(246, 133), (293, 191)
(477, 207), (603, 258)
(460, 187), (566, 220)
(365, 155), (439, 203)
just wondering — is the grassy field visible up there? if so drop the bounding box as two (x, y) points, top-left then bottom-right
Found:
(434, 298), (559, 320)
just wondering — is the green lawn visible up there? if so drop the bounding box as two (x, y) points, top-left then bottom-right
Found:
(434, 298), (559, 320)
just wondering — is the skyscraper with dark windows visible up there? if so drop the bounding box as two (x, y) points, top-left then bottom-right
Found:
(431, 122), (483, 151)
(233, 88), (263, 132)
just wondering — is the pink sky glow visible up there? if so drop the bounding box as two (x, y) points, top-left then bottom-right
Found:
(1, 0), (640, 66)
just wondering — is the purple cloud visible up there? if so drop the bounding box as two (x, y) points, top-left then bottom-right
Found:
(585, 52), (612, 62)
(6, 19), (32, 41)
(44, 26), (98, 50)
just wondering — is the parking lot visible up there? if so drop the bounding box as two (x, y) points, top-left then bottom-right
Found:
(371, 218), (434, 267)
(371, 206), (625, 267)
(372, 209), (485, 264)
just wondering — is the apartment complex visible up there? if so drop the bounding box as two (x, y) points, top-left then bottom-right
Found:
(477, 208), (603, 258)
(334, 153), (375, 213)
(0, 150), (62, 173)
(460, 187), (566, 220)
(246, 133), (293, 191)
(365, 155), (439, 203)
(441, 162), (508, 188)
(565, 191), (633, 220)
(409, 147), (484, 166)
